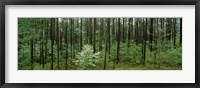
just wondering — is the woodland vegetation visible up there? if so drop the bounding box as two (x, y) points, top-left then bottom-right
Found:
(18, 18), (182, 70)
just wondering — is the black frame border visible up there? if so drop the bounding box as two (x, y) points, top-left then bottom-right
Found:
(0, 0), (200, 88)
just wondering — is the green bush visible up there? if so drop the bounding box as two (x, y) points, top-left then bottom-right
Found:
(74, 44), (102, 70)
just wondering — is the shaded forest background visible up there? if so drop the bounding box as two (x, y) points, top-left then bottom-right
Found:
(18, 18), (182, 70)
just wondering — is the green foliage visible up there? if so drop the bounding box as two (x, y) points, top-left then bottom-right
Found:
(18, 45), (31, 70)
(159, 47), (182, 67)
(74, 44), (102, 70)
(18, 18), (182, 70)
(113, 43), (143, 64)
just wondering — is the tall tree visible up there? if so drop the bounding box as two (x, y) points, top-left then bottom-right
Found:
(173, 18), (176, 48)
(44, 19), (49, 65)
(50, 18), (55, 70)
(64, 18), (69, 69)
(70, 18), (73, 65)
(80, 18), (83, 51)
(104, 18), (110, 70)
(135, 18), (138, 45)
(149, 18), (153, 51)
(142, 18), (147, 65)
(99, 18), (103, 51)
(60, 19), (63, 62)
(56, 18), (60, 69)
(122, 18), (125, 43)
(112, 18), (115, 44)
(89, 18), (93, 45)
(93, 18), (96, 53)
(116, 18), (121, 64)
(180, 18), (182, 46)
(127, 18), (131, 60)
(41, 19), (45, 68)
(154, 18), (158, 68)
(86, 19), (89, 44)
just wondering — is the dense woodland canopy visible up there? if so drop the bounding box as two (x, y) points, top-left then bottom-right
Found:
(18, 18), (182, 70)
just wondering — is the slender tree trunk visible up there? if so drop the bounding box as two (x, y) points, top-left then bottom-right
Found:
(99, 18), (103, 51)
(122, 18), (125, 43)
(112, 18), (116, 69)
(93, 18), (96, 53)
(154, 18), (158, 68)
(60, 20), (63, 63)
(112, 18), (115, 44)
(180, 18), (182, 46)
(89, 18), (93, 45)
(108, 18), (111, 61)
(70, 18), (73, 66)
(149, 18), (153, 51)
(50, 18), (55, 70)
(56, 18), (60, 69)
(142, 18), (147, 65)
(127, 18), (131, 60)
(116, 18), (121, 64)
(86, 19), (89, 44)
(104, 18), (110, 69)
(80, 18), (83, 51)
(65, 18), (69, 69)
(42, 20), (44, 68)
(173, 18), (176, 48)
(135, 19), (139, 45)
(44, 19), (49, 65)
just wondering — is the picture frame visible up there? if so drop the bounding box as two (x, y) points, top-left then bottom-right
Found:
(0, 0), (199, 88)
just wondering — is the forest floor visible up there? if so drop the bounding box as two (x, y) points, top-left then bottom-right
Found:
(32, 60), (182, 70)
(105, 61), (182, 70)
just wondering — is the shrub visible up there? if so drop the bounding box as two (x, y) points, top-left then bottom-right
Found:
(74, 44), (101, 70)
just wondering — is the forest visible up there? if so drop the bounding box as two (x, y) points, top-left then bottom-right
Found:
(18, 18), (182, 70)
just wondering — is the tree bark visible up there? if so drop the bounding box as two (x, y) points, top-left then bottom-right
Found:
(93, 18), (96, 53)
(104, 18), (110, 70)
(180, 18), (182, 46)
(50, 18), (55, 70)
(173, 18), (176, 48)
(116, 18), (121, 64)
(80, 18), (83, 51)
(70, 18), (73, 66)
(149, 18), (153, 51)
(64, 18), (69, 69)
(89, 18), (93, 45)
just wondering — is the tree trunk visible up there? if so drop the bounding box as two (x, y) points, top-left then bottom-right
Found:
(127, 18), (131, 60)
(89, 18), (93, 45)
(65, 18), (69, 69)
(99, 18), (103, 51)
(104, 18), (110, 70)
(135, 18), (139, 45)
(50, 18), (55, 70)
(142, 18), (147, 65)
(154, 18), (158, 68)
(80, 18), (83, 51)
(44, 19), (49, 65)
(180, 18), (182, 46)
(116, 18), (121, 64)
(42, 20), (44, 68)
(56, 18), (60, 69)
(108, 18), (111, 61)
(122, 18), (125, 43)
(149, 18), (153, 51)
(173, 18), (176, 48)
(70, 18), (73, 66)
(93, 18), (96, 53)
